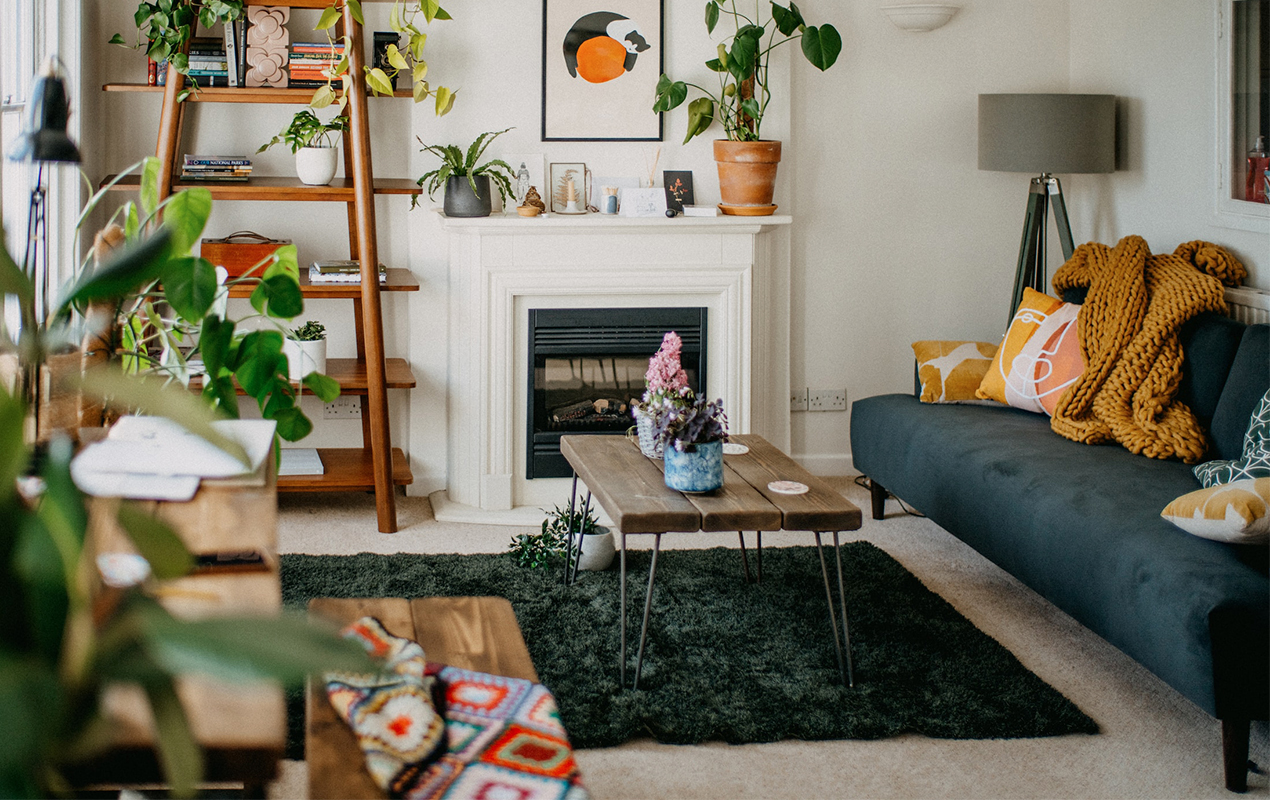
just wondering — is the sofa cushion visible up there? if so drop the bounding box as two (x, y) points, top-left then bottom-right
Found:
(1162, 478), (1270, 544)
(976, 288), (1082, 415)
(851, 393), (1269, 716)
(1209, 324), (1270, 461)
(1195, 389), (1270, 488)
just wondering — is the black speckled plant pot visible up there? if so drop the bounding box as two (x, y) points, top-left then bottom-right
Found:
(444, 174), (492, 217)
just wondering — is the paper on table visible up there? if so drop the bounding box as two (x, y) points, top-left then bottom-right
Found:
(71, 416), (278, 499)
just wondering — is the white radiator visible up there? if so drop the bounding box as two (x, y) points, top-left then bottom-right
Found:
(1225, 286), (1270, 325)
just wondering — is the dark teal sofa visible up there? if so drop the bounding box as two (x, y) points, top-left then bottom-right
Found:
(851, 316), (1269, 792)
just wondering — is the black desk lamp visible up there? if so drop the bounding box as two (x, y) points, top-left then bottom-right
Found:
(978, 93), (1115, 323)
(7, 56), (82, 326)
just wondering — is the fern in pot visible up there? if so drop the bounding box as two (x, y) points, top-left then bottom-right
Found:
(284, 320), (327, 381)
(414, 128), (516, 217)
(259, 109), (349, 186)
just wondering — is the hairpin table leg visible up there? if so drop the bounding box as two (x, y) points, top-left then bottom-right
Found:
(757, 530), (763, 583)
(619, 532), (627, 687)
(633, 533), (662, 690)
(738, 531), (752, 583)
(815, 531), (848, 685)
(832, 531), (855, 688)
(563, 474), (578, 585)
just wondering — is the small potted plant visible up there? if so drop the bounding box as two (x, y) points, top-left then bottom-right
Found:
(284, 320), (327, 381)
(414, 127), (516, 217)
(651, 393), (729, 493)
(631, 331), (692, 458)
(258, 109), (349, 186)
(508, 503), (614, 572)
(651, 2), (841, 215)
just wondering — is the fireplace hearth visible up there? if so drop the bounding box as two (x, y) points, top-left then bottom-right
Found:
(527, 307), (707, 478)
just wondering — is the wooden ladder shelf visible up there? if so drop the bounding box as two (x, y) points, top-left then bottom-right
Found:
(105, 2), (416, 532)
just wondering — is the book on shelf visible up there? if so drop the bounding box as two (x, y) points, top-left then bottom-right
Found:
(158, 71), (231, 87)
(681, 204), (721, 217)
(292, 41), (346, 52)
(312, 259), (387, 274)
(180, 174), (250, 182)
(279, 448), (324, 477)
(308, 265), (388, 283)
(184, 155), (252, 166)
(224, 20), (239, 87)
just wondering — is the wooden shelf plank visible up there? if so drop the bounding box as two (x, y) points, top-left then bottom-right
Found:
(278, 447), (412, 492)
(188, 358), (414, 395)
(102, 84), (412, 103)
(100, 174), (422, 200)
(225, 268), (420, 298)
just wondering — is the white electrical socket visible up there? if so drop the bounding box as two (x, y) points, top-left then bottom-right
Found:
(808, 389), (848, 412)
(324, 396), (362, 419)
(790, 388), (809, 412)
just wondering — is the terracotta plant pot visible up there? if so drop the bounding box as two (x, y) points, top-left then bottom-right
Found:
(713, 139), (782, 216)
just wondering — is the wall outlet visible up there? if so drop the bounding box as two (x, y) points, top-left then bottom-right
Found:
(790, 387), (809, 412)
(324, 396), (362, 419)
(808, 389), (847, 412)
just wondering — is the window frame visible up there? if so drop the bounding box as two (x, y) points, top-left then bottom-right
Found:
(1215, 0), (1270, 233)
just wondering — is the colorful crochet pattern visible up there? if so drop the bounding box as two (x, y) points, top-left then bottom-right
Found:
(1050, 236), (1247, 463)
(328, 616), (589, 800)
(326, 618), (448, 797)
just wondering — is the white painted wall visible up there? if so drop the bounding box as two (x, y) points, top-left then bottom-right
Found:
(82, 0), (1266, 484)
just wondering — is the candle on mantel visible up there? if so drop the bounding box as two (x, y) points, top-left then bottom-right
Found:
(566, 177), (576, 204)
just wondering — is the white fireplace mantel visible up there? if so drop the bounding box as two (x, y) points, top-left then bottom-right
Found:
(433, 211), (792, 520)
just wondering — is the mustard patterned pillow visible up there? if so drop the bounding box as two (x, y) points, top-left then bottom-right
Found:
(912, 341), (998, 404)
(1160, 478), (1269, 544)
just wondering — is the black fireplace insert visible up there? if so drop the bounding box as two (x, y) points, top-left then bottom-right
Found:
(527, 307), (707, 478)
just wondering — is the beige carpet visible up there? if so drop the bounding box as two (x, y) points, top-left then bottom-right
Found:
(270, 479), (1269, 799)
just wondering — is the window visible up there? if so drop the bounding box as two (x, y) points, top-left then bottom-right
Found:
(1217, 0), (1270, 230)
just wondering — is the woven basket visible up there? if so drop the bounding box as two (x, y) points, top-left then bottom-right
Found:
(632, 408), (664, 459)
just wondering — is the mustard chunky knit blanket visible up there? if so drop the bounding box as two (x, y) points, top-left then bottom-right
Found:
(1050, 235), (1247, 463)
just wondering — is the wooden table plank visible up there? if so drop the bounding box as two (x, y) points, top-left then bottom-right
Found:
(306, 597), (539, 800)
(561, 435), (700, 534)
(647, 457), (784, 532)
(724, 435), (863, 532)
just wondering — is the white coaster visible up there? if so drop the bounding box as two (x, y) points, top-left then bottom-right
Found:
(723, 443), (750, 455)
(768, 480), (809, 495)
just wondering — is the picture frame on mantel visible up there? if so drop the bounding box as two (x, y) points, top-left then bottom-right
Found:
(541, 0), (664, 141)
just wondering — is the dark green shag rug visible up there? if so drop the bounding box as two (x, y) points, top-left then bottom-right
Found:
(280, 543), (1096, 755)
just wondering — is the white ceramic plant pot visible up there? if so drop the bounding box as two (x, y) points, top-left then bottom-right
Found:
(577, 525), (616, 571)
(284, 338), (327, 381)
(296, 146), (338, 186)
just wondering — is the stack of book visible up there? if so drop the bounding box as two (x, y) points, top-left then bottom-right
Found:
(182, 155), (253, 182)
(309, 260), (388, 284)
(157, 37), (231, 87)
(288, 42), (346, 89)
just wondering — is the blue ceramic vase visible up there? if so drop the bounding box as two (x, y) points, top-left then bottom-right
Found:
(663, 439), (724, 493)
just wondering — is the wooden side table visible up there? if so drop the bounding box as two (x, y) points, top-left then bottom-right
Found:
(560, 433), (863, 690)
(71, 456), (283, 797)
(305, 597), (538, 800)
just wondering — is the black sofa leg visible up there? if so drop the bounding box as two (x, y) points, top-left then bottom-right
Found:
(1223, 717), (1250, 792)
(868, 478), (888, 520)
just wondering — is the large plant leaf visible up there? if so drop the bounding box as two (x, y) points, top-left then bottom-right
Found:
(705, 1), (720, 33)
(161, 187), (213, 256)
(727, 33), (759, 82)
(271, 406), (313, 442)
(771, 1), (804, 36)
(59, 229), (172, 316)
(302, 372), (341, 403)
(684, 97), (716, 143)
(233, 330), (284, 398)
(139, 157), (162, 219)
(249, 275), (304, 319)
(0, 653), (59, 787)
(652, 76), (687, 112)
(13, 517), (71, 661)
(145, 676), (204, 799)
(161, 257), (218, 321)
(115, 504), (195, 580)
(0, 228), (34, 307)
(0, 386), (27, 507)
(262, 244), (299, 282)
(143, 613), (374, 684)
(801, 24), (842, 70)
(78, 369), (248, 465)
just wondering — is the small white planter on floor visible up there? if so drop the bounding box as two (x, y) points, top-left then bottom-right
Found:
(576, 526), (615, 571)
(283, 337), (327, 381)
(296, 146), (338, 186)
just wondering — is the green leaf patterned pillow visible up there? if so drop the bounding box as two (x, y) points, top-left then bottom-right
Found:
(1194, 389), (1270, 488)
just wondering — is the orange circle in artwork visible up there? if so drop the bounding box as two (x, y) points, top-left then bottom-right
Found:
(576, 36), (628, 83)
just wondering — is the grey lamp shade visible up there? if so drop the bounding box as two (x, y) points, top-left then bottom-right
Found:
(978, 93), (1115, 174)
(6, 58), (81, 164)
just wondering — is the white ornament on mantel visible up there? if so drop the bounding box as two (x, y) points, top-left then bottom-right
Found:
(880, 3), (961, 31)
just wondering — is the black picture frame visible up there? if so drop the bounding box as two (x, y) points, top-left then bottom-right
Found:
(542, 0), (664, 142)
(663, 170), (694, 211)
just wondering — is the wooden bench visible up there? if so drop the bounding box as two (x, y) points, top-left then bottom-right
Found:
(305, 597), (538, 800)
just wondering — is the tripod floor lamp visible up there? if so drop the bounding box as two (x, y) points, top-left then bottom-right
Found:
(978, 93), (1116, 324)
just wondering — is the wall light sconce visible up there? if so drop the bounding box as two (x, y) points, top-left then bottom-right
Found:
(880, 4), (962, 32)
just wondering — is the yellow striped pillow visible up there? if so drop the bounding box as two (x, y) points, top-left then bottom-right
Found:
(1160, 478), (1269, 544)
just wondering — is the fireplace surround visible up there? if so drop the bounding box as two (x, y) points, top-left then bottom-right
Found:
(431, 213), (791, 517)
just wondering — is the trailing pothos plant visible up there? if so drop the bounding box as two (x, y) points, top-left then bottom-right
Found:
(652, 1), (842, 143)
(299, 0), (458, 116)
(258, 109), (350, 154)
(97, 157), (340, 443)
(110, 0), (245, 101)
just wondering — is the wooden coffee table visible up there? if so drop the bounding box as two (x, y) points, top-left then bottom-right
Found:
(559, 433), (862, 690)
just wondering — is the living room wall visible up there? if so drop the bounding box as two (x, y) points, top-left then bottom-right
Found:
(82, 0), (1265, 489)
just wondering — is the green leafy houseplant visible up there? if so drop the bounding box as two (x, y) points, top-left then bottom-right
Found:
(290, 320), (327, 342)
(258, 110), (349, 154)
(508, 503), (600, 569)
(649, 393), (729, 452)
(109, 0), (244, 101)
(413, 128), (516, 210)
(652, 1), (842, 143)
